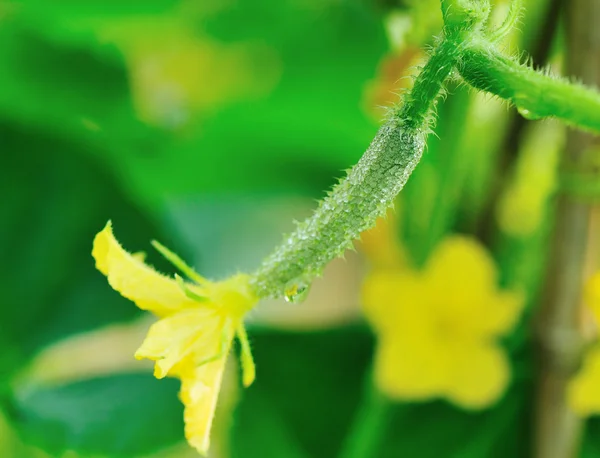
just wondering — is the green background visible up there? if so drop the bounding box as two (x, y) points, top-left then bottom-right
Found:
(1, 0), (598, 457)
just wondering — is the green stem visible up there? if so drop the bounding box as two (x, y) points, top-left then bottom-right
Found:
(441, 0), (491, 39)
(458, 42), (600, 132)
(398, 40), (460, 129)
(489, 0), (523, 42)
(337, 378), (393, 458)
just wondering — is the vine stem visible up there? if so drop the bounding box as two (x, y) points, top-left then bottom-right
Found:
(457, 42), (600, 132)
(533, 1), (600, 457)
(337, 372), (393, 458)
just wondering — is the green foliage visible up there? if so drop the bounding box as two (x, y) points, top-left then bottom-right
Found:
(0, 121), (161, 368)
(251, 0), (600, 299)
(2, 0), (600, 457)
(231, 327), (373, 458)
(378, 386), (532, 458)
(0, 0), (389, 455)
(9, 375), (183, 456)
(458, 45), (600, 132)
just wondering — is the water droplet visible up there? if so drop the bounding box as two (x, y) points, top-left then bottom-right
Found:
(284, 281), (311, 304)
(517, 106), (542, 120)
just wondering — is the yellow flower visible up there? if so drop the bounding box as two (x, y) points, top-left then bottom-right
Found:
(362, 236), (523, 409)
(568, 346), (600, 415)
(568, 272), (600, 416)
(92, 222), (258, 456)
(96, 17), (280, 129)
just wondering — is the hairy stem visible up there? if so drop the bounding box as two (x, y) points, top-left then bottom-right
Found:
(441, 0), (491, 38)
(489, 0), (522, 42)
(458, 42), (600, 133)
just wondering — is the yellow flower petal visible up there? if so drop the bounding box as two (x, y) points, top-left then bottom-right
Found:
(443, 341), (509, 409)
(425, 236), (497, 311)
(92, 222), (197, 317)
(584, 272), (600, 325)
(375, 334), (445, 401)
(362, 234), (519, 409)
(134, 309), (223, 379)
(179, 357), (230, 456)
(362, 270), (427, 333)
(203, 274), (258, 319)
(424, 236), (523, 337)
(568, 345), (600, 416)
(479, 291), (524, 336)
(93, 222), (259, 456)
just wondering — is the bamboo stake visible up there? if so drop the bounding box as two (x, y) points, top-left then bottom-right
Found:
(534, 1), (600, 457)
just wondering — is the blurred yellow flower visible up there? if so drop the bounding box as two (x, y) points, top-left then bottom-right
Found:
(568, 272), (600, 415)
(92, 222), (258, 456)
(97, 17), (280, 128)
(362, 236), (523, 408)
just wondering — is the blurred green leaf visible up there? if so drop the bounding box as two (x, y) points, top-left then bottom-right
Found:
(377, 382), (532, 458)
(0, 19), (163, 155)
(15, 0), (179, 19)
(194, 0), (388, 179)
(0, 121), (170, 374)
(401, 86), (473, 267)
(8, 374), (183, 457)
(581, 418), (600, 457)
(231, 387), (309, 458)
(231, 326), (374, 458)
(0, 0), (390, 206)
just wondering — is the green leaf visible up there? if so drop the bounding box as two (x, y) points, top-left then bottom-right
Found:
(16, 0), (179, 20)
(198, 0), (388, 170)
(0, 20), (160, 153)
(581, 418), (600, 457)
(377, 382), (532, 458)
(231, 326), (374, 458)
(7, 374), (183, 457)
(400, 85), (474, 267)
(0, 120), (171, 374)
(231, 387), (309, 458)
(84, 0), (389, 201)
(1, 0), (389, 206)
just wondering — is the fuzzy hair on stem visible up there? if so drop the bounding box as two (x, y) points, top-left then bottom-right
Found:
(458, 41), (600, 132)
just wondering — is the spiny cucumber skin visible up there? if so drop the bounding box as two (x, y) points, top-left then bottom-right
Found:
(250, 120), (426, 298)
